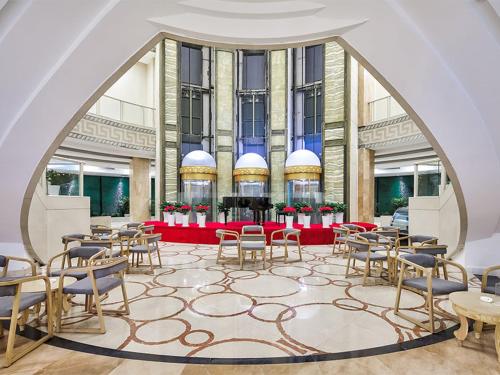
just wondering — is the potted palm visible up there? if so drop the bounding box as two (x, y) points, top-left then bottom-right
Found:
(274, 202), (286, 224)
(179, 204), (191, 227)
(334, 202), (347, 223)
(301, 206), (313, 228)
(319, 206), (333, 228)
(195, 204), (209, 228)
(217, 202), (230, 224)
(283, 206), (296, 229)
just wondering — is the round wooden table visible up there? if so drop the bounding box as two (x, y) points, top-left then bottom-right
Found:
(449, 291), (500, 362)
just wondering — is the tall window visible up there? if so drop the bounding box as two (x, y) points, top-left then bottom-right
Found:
(293, 45), (323, 159)
(180, 43), (211, 157)
(237, 51), (267, 159)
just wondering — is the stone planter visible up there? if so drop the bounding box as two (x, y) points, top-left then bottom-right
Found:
(303, 215), (311, 229)
(182, 214), (189, 227)
(285, 216), (294, 229)
(167, 213), (175, 226)
(197, 214), (206, 228)
(322, 215), (330, 228)
(297, 213), (305, 225)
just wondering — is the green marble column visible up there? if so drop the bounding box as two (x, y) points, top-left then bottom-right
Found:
(323, 42), (347, 204)
(215, 50), (235, 201)
(164, 39), (179, 202)
(270, 50), (287, 204)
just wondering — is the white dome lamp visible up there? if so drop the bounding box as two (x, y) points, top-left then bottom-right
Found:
(180, 150), (217, 181)
(284, 149), (322, 180)
(233, 153), (269, 182)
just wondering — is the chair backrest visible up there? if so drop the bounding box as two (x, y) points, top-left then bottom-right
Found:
(415, 244), (448, 256)
(80, 239), (113, 249)
(91, 227), (112, 235)
(400, 253), (436, 268)
(127, 222), (142, 229)
(409, 235), (437, 245)
(242, 225), (264, 234)
(92, 257), (128, 279)
(240, 234), (266, 243)
(346, 239), (370, 252)
(118, 229), (141, 238)
(342, 224), (365, 232)
(144, 233), (161, 244)
(61, 233), (86, 244)
(374, 230), (399, 239)
(68, 246), (105, 259)
(357, 232), (379, 242)
(140, 225), (155, 234)
(284, 228), (300, 237)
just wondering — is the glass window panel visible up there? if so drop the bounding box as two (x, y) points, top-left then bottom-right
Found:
(254, 99), (265, 121)
(189, 47), (202, 86)
(315, 92), (322, 133)
(254, 121), (265, 137)
(181, 46), (190, 84)
(314, 45), (323, 82)
(242, 100), (253, 122)
(304, 116), (314, 135)
(192, 95), (202, 118)
(192, 117), (202, 135)
(181, 116), (190, 134)
(242, 121), (253, 138)
(243, 52), (265, 89)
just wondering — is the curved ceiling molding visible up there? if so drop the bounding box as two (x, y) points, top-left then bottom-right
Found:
(150, 13), (367, 46)
(178, 0), (325, 19)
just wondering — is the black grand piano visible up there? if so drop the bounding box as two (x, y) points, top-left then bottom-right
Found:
(222, 196), (273, 225)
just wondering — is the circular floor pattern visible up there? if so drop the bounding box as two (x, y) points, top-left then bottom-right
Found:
(24, 242), (472, 364)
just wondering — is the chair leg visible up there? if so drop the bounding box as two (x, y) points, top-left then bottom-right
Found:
(262, 249), (266, 270)
(362, 260), (370, 286)
(216, 244), (223, 264)
(5, 302), (20, 367)
(427, 292), (435, 333)
(148, 250), (154, 274)
(284, 243), (288, 263)
(394, 271), (404, 313)
(120, 274), (130, 315)
(441, 254), (448, 280)
(345, 249), (352, 278)
(93, 294), (106, 334)
(269, 243), (273, 260)
(240, 249), (244, 270)
(297, 239), (302, 261)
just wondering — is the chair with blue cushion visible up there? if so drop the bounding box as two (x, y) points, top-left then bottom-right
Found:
(0, 274), (53, 367)
(55, 256), (129, 334)
(270, 228), (302, 263)
(345, 237), (390, 286)
(481, 265), (500, 294)
(128, 233), (162, 274)
(394, 253), (468, 333)
(215, 229), (240, 265)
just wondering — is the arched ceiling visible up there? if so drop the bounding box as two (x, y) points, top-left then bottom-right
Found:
(0, 0), (499, 265)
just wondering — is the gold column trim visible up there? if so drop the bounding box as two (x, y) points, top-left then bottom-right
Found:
(284, 165), (322, 181)
(180, 166), (217, 181)
(233, 168), (269, 182)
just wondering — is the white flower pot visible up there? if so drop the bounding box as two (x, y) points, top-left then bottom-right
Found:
(303, 215), (311, 229)
(163, 212), (170, 223)
(175, 212), (182, 224)
(197, 214), (206, 228)
(218, 212), (226, 224)
(335, 212), (344, 223)
(297, 213), (305, 225)
(182, 214), (189, 227)
(167, 213), (175, 226)
(322, 215), (330, 228)
(285, 216), (294, 229)
(48, 184), (60, 195)
(328, 213), (334, 225)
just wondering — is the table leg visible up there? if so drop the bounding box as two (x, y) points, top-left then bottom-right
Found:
(454, 313), (469, 346)
(496, 324), (500, 363)
(473, 320), (483, 339)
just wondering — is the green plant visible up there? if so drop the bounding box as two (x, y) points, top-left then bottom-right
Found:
(160, 201), (173, 211)
(46, 170), (74, 185)
(334, 202), (346, 213)
(119, 196), (129, 216)
(217, 202), (230, 213)
(274, 202), (286, 212)
(392, 197), (408, 212)
(292, 202), (308, 211)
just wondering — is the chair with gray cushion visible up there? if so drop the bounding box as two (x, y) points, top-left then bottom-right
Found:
(372, 226), (400, 241)
(90, 225), (114, 240)
(332, 227), (349, 255)
(128, 234), (162, 274)
(481, 265), (500, 294)
(55, 256), (129, 334)
(345, 237), (390, 286)
(139, 224), (155, 234)
(114, 229), (141, 257)
(0, 274), (53, 367)
(341, 223), (366, 233)
(269, 228), (302, 263)
(0, 256), (36, 278)
(394, 253), (468, 333)
(47, 247), (107, 280)
(239, 231), (267, 270)
(215, 229), (240, 265)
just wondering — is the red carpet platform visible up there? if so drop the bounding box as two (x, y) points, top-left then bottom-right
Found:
(145, 221), (377, 245)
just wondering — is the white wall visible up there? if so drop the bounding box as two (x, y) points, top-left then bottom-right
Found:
(105, 62), (149, 106)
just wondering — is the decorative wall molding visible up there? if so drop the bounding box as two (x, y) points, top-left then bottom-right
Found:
(358, 115), (426, 150)
(83, 114), (155, 134)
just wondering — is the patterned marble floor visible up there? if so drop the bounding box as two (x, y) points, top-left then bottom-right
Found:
(37, 242), (480, 362)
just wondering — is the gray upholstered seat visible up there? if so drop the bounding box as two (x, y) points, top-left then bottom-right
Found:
(0, 276), (24, 296)
(0, 292), (46, 317)
(403, 277), (467, 295)
(415, 245), (447, 256)
(410, 235), (437, 244)
(271, 239), (298, 246)
(63, 277), (121, 295)
(484, 285), (495, 294)
(370, 245), (389, 252)
(352, 252), (387, 261)
(240, 241), (266, 250)
(49, 269), (88, 280)
(220, 240), (239, 246)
